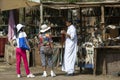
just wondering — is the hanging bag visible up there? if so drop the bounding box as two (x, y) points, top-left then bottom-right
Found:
(19, 37), (30, 50)
(43, 46), (53, 55)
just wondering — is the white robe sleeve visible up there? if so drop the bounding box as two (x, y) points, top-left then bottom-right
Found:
(67, 25), (76, 40)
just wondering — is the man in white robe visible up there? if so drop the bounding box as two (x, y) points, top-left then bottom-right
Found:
(61, 20), (77, 76)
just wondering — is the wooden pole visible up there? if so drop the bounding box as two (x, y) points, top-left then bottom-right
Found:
(39, 0), (43, 31)
(101, 5), (105, 41)
(101, 6), (105, 25)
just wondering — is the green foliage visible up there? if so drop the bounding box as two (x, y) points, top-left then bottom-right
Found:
(42, 0), (104, 2)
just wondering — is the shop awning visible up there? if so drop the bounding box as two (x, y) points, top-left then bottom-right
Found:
(43, 2), (79, 10)
(0, 0), (40, 11)
(43, 5), (79, 10)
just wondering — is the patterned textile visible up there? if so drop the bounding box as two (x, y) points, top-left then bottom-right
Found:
(39, 33), (52, 46)
(83, 45), (94, 69)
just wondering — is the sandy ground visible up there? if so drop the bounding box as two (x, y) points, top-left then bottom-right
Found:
(0, 62), (120, 80)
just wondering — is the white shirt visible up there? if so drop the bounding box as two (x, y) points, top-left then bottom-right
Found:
(13, 32), (27, 48)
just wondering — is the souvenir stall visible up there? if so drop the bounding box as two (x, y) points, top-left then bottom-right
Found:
(1, 1), (120, 75)
(76, 1), (120, 75)
(38, 2), (120, 75)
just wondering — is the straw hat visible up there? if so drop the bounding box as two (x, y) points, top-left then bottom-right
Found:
(40, 24), (50, 33)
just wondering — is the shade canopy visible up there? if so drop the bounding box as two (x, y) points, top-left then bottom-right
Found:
(0, 0), (40, 11)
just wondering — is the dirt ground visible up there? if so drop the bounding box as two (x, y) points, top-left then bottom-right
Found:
(0, 61), (120, 80)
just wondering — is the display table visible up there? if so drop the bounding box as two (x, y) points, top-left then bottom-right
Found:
(94, 46), (120, 75)
(0, 36), (8, 56)
(4, 44), (30, 65)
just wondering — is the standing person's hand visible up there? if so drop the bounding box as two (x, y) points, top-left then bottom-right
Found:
(61, 30), (71, 38)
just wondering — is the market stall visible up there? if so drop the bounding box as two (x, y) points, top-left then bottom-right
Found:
(94, 46), (120, 75)
(76, 1), (120, 75)
(0, 1), (120, 76)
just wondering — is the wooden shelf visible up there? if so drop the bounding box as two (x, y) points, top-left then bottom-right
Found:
(105, 16), (120, 18)
(82, 15), (100, 17)
(51, 26), (64, 28)
(43, 9), (64, 43)
(0, 25), (8, 27)
(44, 16), (62, 18)
(0, 36), (7, 38)
(52, 36), (61, 38)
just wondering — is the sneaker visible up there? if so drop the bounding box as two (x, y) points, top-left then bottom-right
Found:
(27, 73), (35, 78)
(42, 71), (47, 77)
(51, 71), (56, 77)
(17, 74), (21, 78)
